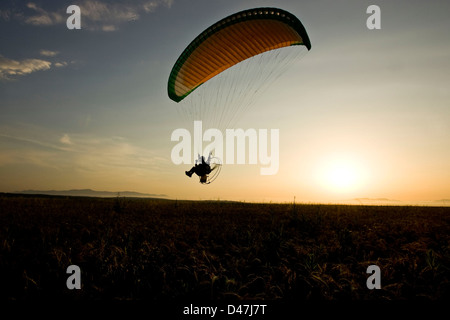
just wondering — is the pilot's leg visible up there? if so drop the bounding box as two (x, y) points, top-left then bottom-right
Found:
(185, 166), (195, 177)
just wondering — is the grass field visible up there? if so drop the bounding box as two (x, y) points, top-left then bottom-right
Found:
(0, 194), (449, 301)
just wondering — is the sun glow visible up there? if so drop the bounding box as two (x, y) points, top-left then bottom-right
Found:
(316, 155), (367, 194)
(327, 163), (357, 189)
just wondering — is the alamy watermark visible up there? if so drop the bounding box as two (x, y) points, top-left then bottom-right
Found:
(366, 5), (381, 30)
(65, 4), (381, 31)
(66, 5), (81, 29)
(171, 121), (279, 175)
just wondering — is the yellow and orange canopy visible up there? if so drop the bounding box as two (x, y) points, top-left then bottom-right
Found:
(168, 7), (311, 102)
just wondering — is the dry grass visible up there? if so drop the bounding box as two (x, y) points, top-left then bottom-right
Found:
(0, 194), (449, 301)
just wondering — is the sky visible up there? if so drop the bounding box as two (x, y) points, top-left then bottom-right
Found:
(1, 0), (449, 205)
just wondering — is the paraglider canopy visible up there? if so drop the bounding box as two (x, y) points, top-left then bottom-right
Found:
(168, 7), (311, 103)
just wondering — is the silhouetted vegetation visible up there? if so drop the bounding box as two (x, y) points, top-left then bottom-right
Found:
(0, 194), (449, 300)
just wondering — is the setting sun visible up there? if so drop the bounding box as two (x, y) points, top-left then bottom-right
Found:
(316, 155), (367, 194)
(328, 163), (357, 190)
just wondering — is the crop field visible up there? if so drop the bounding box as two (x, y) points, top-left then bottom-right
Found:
(0, 194), (449, 301)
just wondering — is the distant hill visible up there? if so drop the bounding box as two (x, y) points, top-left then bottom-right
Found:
(353, 198), (400, 202)
(13, 189), (167, 198)
(433, 199), (450, 204)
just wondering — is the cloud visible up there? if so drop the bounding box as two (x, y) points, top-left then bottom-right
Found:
(0, 55), (51, 80)
(0, 51), (70, 80)
(81, 1), (138, 24)
(143, 2), (159, 13)
(24, 2), (64, 26)
(142, 1), (174, 13)
(101, 25), (117, 32)
(0, 8), (12, 21)
(40, 49), (59, 57)
(54, 61), (68, 67)
(1, 1), (174, 31)
(79, 0), (173, 31)
(0, 125), (167, 175)
(60, 134), (73, 145)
